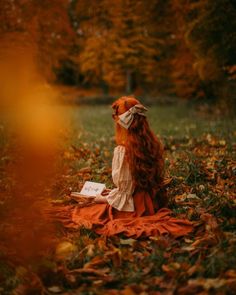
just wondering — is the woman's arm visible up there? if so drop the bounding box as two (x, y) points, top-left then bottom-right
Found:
(93, 146), (134, 210)
(106, 146), (135, 211)
(94, 195), (108, 203)
(93, 189), (111, 203)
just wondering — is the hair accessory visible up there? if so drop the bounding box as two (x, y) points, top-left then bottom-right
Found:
(118, 104), (147, 129)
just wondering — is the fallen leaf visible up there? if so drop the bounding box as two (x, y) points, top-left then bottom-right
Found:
(47, 286), (63, 293)
(55, 241), (77, 260)
(120, 238), (136, 247)
(78, 167), (92, 174)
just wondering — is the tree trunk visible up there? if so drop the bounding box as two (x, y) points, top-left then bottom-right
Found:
(126, 69), (132, 94)
(100, 80), (109, 95)
(68, 0), (79, 31)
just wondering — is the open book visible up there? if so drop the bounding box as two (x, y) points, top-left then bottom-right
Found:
(71, 181), (106, 200)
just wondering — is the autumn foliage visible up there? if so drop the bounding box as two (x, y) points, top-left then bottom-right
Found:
(0, 0), (235, 108)
(0, 102), (235, 293)
(0, 1), (236, 294)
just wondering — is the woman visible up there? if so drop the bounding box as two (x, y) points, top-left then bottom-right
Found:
(71, 96), (193, 238)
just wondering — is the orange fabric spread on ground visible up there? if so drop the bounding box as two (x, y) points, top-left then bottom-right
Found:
(71, 190), (193, 238)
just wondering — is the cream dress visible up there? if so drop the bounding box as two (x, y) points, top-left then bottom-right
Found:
(106, 145), (135, 212)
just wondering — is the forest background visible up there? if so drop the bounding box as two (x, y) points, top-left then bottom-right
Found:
(0, 0), (236, 111)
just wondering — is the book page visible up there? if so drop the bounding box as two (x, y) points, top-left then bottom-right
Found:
(71, 181), (106, 199)
(80, 181), (106, 196)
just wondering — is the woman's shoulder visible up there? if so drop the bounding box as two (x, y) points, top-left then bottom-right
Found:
(113, 145), (126, 158)
(114, 145), (126, 152)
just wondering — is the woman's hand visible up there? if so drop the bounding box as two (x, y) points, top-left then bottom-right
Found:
(94, 195), (108, 203)
(101, 189), (111, 196)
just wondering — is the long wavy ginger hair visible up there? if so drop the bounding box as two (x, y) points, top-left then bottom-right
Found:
(112, 96), (165, 200)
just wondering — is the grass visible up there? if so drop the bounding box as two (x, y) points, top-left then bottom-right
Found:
(1, 104), (235, 151)
(63, 104), (235, 146)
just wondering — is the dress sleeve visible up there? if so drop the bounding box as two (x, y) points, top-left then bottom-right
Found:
(106, 145), (135, 212)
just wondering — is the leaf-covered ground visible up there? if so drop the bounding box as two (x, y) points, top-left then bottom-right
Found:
(0, 105), (236, 294)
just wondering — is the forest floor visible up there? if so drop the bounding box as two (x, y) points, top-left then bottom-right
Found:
(0, 104), (236, 294)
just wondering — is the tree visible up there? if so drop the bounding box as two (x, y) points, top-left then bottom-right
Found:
(0, 0), (74, 81)
(186, 0), (236, 108)
(170, 0), (204, 99)
(75, 0), (168, 94)
(171, 0), (236, 109)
